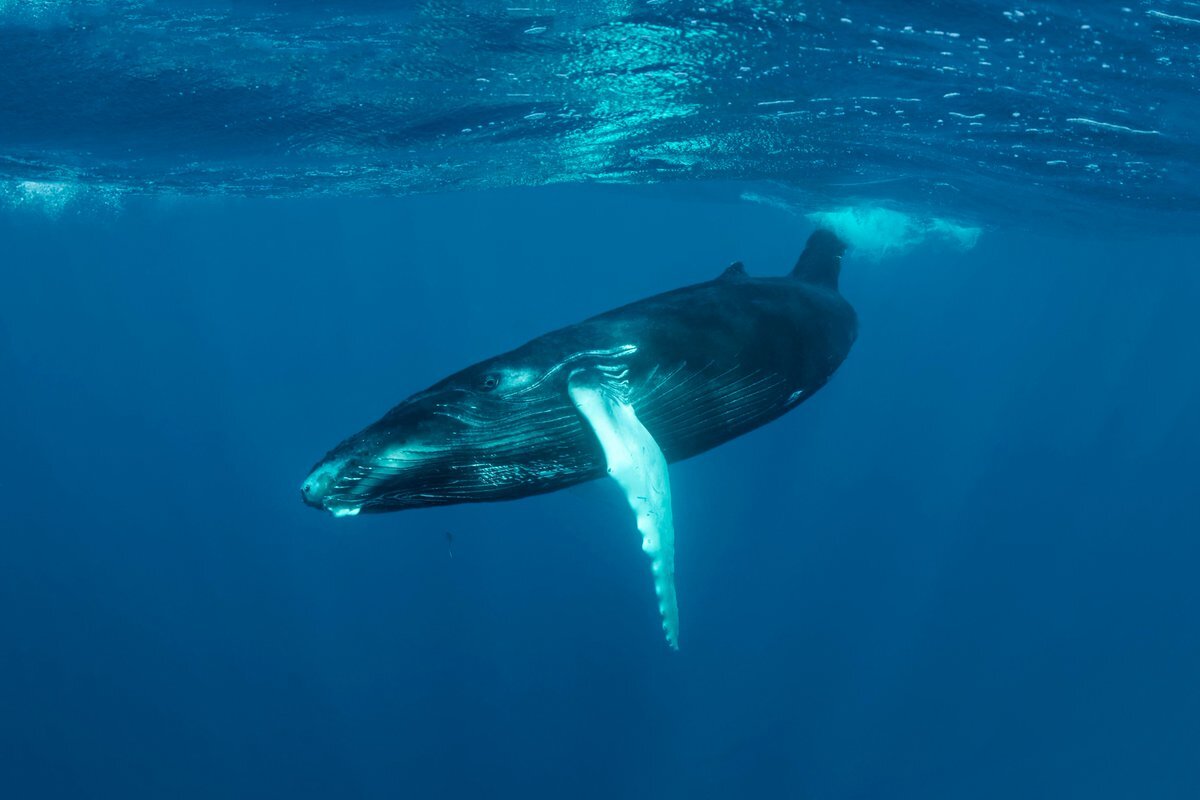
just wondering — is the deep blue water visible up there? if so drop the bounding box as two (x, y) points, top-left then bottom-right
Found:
(3, 2), (1200, 799)
(4, 188), (1199, 798)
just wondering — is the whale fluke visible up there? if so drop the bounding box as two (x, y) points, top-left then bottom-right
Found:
(791, 228), (847, 288)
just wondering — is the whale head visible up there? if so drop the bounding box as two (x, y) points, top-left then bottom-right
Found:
(300, 347), (627, 515)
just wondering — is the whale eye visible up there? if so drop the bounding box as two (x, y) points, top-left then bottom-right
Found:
(479, 373), (501, 392)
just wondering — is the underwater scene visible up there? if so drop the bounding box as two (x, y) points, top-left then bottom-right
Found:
(2, 2), (1198, 798)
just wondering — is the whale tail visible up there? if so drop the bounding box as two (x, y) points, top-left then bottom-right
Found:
(791, 228), (847, 289)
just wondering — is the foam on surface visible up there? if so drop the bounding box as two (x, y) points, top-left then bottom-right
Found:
(806, 206), (981, 261)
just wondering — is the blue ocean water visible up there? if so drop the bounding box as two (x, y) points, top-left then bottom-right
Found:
(2, 3), (1199, 799)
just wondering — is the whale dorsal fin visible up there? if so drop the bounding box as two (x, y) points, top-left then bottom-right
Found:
(791, 229), (847, 289)
(567, 367), (680, 650)
(719, 261), (747, 280)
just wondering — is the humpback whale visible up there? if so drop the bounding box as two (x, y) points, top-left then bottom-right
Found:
(302, 229), (857, 648)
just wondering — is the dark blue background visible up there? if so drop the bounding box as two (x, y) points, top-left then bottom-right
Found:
(3, 186), (1198, 798)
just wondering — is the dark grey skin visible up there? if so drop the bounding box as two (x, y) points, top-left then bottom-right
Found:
(301, 229), (856, 517)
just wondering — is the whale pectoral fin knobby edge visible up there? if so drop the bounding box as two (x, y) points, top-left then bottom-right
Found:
(568, 367), (680, 650)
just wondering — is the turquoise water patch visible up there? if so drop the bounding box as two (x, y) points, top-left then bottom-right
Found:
(1, 2), (1197, 229)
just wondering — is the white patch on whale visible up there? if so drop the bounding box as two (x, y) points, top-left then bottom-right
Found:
(568, 366), (680, 650)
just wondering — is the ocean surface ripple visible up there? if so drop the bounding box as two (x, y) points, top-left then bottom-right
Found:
(1, 0), (1197, 228)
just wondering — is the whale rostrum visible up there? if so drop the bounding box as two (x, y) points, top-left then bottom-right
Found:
(302, 229), (857, 648)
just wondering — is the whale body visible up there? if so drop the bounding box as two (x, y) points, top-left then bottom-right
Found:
(302, 229), (857, 648)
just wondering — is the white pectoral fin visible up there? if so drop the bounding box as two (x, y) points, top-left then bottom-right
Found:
(568, 369), (679, 650)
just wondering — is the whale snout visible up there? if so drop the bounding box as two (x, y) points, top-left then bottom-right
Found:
(300, 459), (362, 517)
(299, 475), (327, 509)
